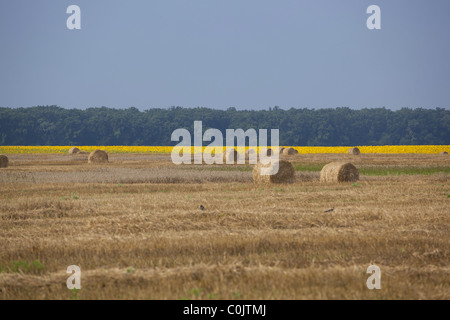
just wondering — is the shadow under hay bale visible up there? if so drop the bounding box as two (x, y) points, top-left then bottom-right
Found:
(69, 147), (81, 154)
(0, 155), (9, 168)
(282, 147), (298, 155)
(348, 147), (361, 155)
(320, 162), (359, 183)
(88, 150), (109, 164)
(253, 160), (295, 184)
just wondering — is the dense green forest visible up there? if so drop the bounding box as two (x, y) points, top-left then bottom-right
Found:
(0, 106), (448, 146)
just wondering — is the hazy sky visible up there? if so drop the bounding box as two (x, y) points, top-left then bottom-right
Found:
(0, 0), (449, 110)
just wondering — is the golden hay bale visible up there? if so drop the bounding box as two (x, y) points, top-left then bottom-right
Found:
(0, 155), (9, 168)
(245, 148), (273, 162)
(69, 147), (81, 154)
(88, 150), (109, 164)
(223, 148), (239, 163)
(279, 147), (285, 154)
(253, 160), (295, 184)
(245, 148), (257, 160)
(348, 147), (361, 155)
(282, 147), (298, 155)
(440, 151), (448, 155)
(260, 148), (273, 156)
(320, 162), (359, 183)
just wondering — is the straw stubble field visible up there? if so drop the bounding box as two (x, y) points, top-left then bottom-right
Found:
(0, 152), (449, 300)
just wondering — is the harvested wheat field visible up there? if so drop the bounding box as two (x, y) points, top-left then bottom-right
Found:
(0, 152), (449, 300)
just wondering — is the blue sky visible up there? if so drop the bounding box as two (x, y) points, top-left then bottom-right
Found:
(0, 0), (449, 110)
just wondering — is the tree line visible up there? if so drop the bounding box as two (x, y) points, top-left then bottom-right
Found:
(0, 106), (448, 146)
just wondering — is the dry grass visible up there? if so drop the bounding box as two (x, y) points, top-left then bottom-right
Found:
(0, 153), (449, 300)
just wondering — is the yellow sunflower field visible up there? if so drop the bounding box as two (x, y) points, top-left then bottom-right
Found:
(0, 145), (448, 154)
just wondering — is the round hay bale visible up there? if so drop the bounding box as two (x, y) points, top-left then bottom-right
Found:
(279, 147), (285, 154)
(223, 148), (239, 163)
(440, 151), (448, 155)
(260, 148), (273, 157)
(245, 148), (257, 161)
(348, 147), (361, 155)
(69, 147), (81, 154)
(282, 147), (298, 155)
(88, 150), (109, 164)
(0, 155), (9, 168)
(253, 160), (295, 184)
(320, 162), (359, 183)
